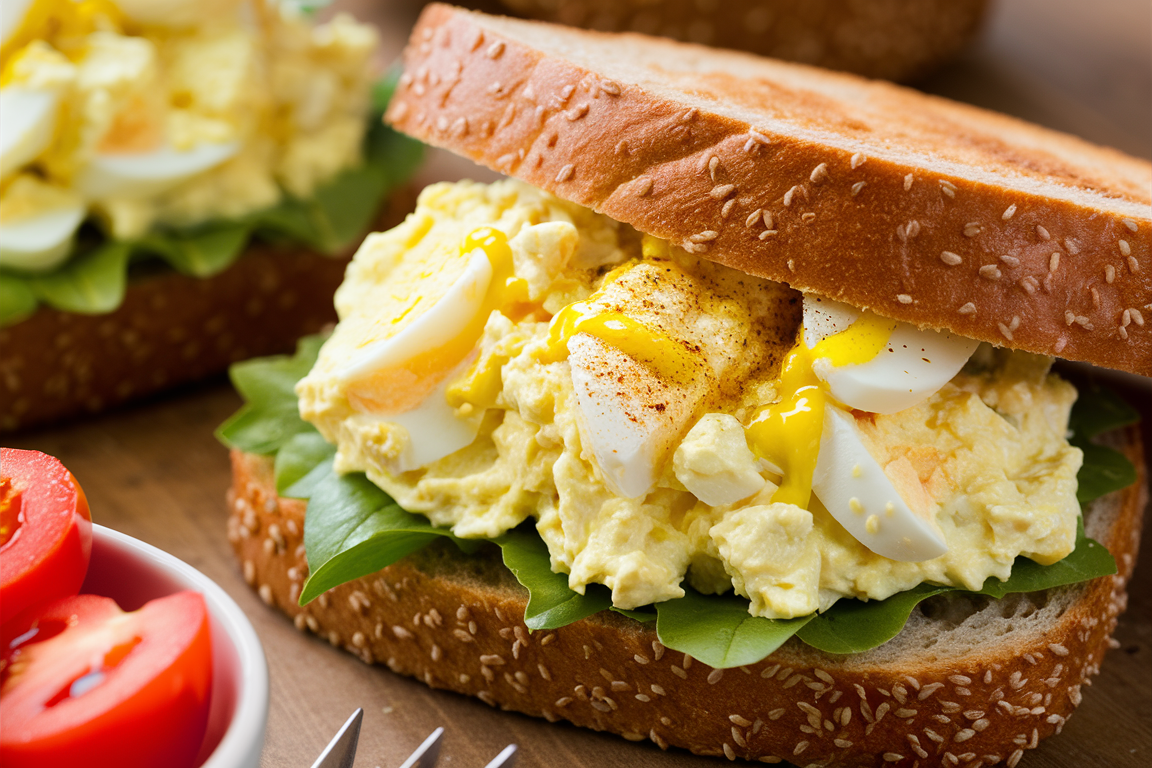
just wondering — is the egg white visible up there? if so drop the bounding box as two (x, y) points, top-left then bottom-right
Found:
(0, 86), (58, 181)
(804, 294), (980, 414)
(75, 141), (241, 201)
(811, 404), (947, 561)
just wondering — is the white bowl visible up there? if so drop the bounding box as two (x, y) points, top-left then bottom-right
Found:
(80, 524), (269, 768)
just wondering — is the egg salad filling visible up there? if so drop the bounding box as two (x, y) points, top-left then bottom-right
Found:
(296, 179), (1084, 621)
(0, 0), (378, 273)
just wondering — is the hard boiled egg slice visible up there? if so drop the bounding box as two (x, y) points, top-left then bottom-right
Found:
(333, 229), (519, 471)
(0, 0), (34, 50)
(0, 86), (59, 181)
(568, 333), (708, 498)
(811, 404), (947, 561)
(75, 141), (240, 200)
(0, 176), (84, 271)
(803, 294), (980, 414)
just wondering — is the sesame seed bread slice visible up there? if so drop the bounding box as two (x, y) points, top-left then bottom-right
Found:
(226, 425), (1145, 767)
(490, 0), (990, 83)
(386, 4), (1152, 375)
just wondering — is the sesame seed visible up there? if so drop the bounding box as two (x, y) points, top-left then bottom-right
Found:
(783, 186), (798, 206)
(722, 199), (736, 218)
(759, 230), (778, 240)
(1000, 254), (1020, 267)
(555, 696), (572, 708)
(963, 222), (983, 237)
(566, 103), (589, 120)
(955, 729), (976, 743)
(1036, 225), (1051, 240)
(1106, 264), (1116, 283)
(708, 669), (725, 684)
(651, 684), (666, 695)
(897, 294), (913, 304)
(393, 625), (413, 640)
(802, 212), (816, 223)
(746, 209), (763, 227)
(896, 708), (918, 718)
(480, 654), (505, 666)
(485, 41), (505, 59)
(634, 653), (651, 664)
(1131, 308), (1145, 325)
(1129, 255), (1140, 272)
(918, 682), (944, 700)
(1002, 204), (1017, 220)
(671, 666), (687, 679)
(850, 152), (867, 169)
(904, 174), (914, 191)
(555, 164), (574, 182)
(732, 727), (747, 748)
(835, 739), (854, 748)
(884, 754), (904, 762)
(940, 179), (957, 198)
(794, 741), (809, 756)
(690, 230), (719, 243)
(810, 163), (829, 183)
(1065, 310), (1076, 325)
(258, 584), (273, 604)
(711, 184), (736, 199)
(634, 177), (653, 196)
(851, 181), (867, 196)
(1020, 276), (1039, 294)
(635, 694), (651, 702)
(1119, 239), (1132, 256)
(979, 265), (1002, 280)
(1050, 253), (1061, 272)
(941, 251), (962, 266)
(600, 80), (621, 96)
(763, 211), (775, 229)
(708, 155), (720, 180)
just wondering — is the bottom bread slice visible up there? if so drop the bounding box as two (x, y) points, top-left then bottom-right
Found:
(227, 429), (1145, 767)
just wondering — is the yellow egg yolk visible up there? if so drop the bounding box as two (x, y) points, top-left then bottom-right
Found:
(746, 312), (897, 508)
(0, 0), (122, 69)
(347, 227), (529, 414)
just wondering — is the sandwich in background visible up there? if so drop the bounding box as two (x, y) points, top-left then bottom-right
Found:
(220, 4), (1149, 765)
(0, 0), (423, 431)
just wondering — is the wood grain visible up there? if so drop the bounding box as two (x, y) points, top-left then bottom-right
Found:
(7, 0), (1150, 766)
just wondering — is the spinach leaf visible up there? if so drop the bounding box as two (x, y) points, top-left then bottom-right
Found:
(275, 432), (337, 498)
(215, 334), (325, 455)
(26, 242), (131, 314)
(496, 530), (613, 630)
(0, 273), (37, 326)
(796, 583), (951, 654)
(300, 464), (466, 605)
(655, 587), (814, 669)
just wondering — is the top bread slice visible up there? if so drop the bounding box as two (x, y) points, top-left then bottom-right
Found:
(386, 4), (1152, 376)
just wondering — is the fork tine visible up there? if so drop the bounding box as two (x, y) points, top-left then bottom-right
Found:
(309, 709), (363, 768)
(397, 726), (445, 768)
(484, 744), (518, 768)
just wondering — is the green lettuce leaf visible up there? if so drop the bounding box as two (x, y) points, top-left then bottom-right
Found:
(0, 273), (38, 326)
(655, 588), (814, 669)
(1, 89), (423, 327)
(275, 432), (337, 498)
(300, 463), (469, 605)
(215, 334), (324, 455)
(25, 242), (131, 314)
(497, 530), (613, 630)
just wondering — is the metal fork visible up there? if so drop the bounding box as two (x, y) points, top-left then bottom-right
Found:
(310, 709), (518, 768)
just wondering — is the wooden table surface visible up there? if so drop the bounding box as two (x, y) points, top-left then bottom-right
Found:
(8, 1), (1150, 766)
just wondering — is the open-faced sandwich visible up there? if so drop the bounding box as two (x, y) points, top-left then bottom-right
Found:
(0, 0), (422, 431)
(220, 5), (1149, 765)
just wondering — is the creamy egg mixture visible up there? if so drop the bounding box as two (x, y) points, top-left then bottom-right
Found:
(0, 0), (376, 268)
(297, 180), (1083, 620)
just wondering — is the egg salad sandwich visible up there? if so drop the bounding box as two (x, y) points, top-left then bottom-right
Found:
(219, 4), (1149, 765)
(0, 0), (422, 431)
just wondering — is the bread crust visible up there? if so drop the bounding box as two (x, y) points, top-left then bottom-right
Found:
(386, 4), (1152, 375)
(0, 188), (414, 433)
(493, 0), (990, 83)
(227, 425), (1145, 767)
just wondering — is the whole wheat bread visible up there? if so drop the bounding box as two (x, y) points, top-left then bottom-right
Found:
(492, 0), (990, 83)
(227, 424), (1144, 767)
(386, 4), (1152, 375)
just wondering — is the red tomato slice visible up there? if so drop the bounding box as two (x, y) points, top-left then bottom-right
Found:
(1, 448), (93, 626)
(0, 592), (214, 768)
